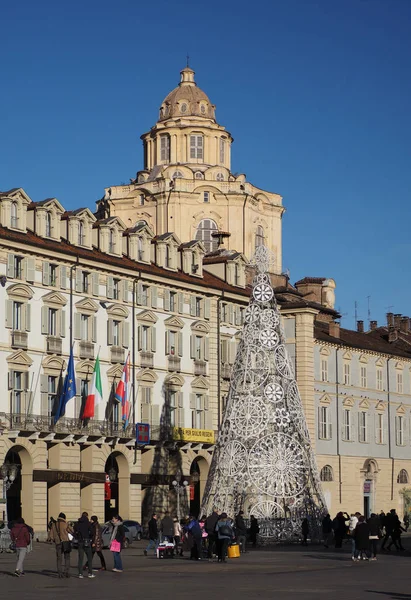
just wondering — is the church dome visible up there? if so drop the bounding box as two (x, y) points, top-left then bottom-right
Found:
(159, 67), (216, 122)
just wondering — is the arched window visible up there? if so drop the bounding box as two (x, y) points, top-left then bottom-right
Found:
(160, 134), (170, 162)
(173, 171), (183, 179)
(397, 469), (409, 484)
(11, 201), (18, 228)
(78, 221), (85, 246)
(255, 225), (265, 249)
(320, 465), (334, 482)
(45, 212), (52, 237)
(216, 173), (224, 182)
(195, 219), (218, 253)
(195, 171), (204, 180)
(109, 229), (115, 253)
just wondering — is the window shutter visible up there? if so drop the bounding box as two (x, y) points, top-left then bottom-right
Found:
(41, 392), (48, 416)
(164, 289), (170, 311)
(42, 262), (51, 286)
(141, 403), (151, 423)
(327, 408), (332, 439)
(137, 325), (142, 351)
(190, 296), (196, 316)
(178, 408), (185, 427)
(107, 276), (114, 299)
(204, 298), (211, 320)
(229, 305), (235, 325)
(190, 393), (196, 410)
(150, 327), (156, 353)
(92, 273), (99, 297)
(151, 286), (157, 308)
(229, 340), (237, 364)
(317, 407), (322, 438)
(75, 269), (82, 293)
(190, 335), (195, 359)
(7, 254), (15, 278)
(123, 321), (130, 348)
(221, 340), (228, 363)
(25, 304), (31, 332)
(40, 375), (48, 394)
(165, 331), (169, 355)
(26, 257), (35, 282)
(205, 409), (213, 430)
(8, 372), (13, 390)
(151, 404), (160, 427)
(396, 416), (400, 445)
(235, 306), (242, 326)
(60, 265), (67, 289)
(107, 319), (113, 345)
(92, 316), (97, 342)
(122, 280), (129, 303)
(41, 306), (48, 335)
(204, 337), (209, 361)
(178, 292), (184, 314)
(137, 281), (143, 305)
(74, 313), (81, 340)
(24, 371), (30, 391)
(178, 332), (183, 357)
(5, 299), (13, 328)
(60, 310), (66, 338)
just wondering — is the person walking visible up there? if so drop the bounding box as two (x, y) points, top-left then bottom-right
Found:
(215, 513), (234, 563)
(249, 515), (259, 548)
(173, 517), (182, 555)
(10, 518), (31, 577)
(333, 512), (347, 549)
(144, 513), (159, 556)
(74, 512), (95, 579)
(161, 511), (174, 543)
(353, 516), (370, 561)
(387, 516), (406, 551)
(90, 516), (106, 571)
(381, 509), (395, 550)
(348, 512), (360, 559)
(322, 514), (333, 548)
(301, 518), (309, 546)
(235, 510), (247, 553)
(109, 515), (124, 572)
(403, 512), (410, 532)
(186, 515), (203, 560)
(205, 508), (219, 560)
(49, 512), (73, 578)
(367, 513), (381, 561)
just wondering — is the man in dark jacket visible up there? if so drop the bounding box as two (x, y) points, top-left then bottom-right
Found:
(74, 512), (95, 578)
(353, 516), (370, 561)
(381, 509), (396, 550)
(205, 508), (219, 560)
(144, 513), (159, 556)
(161, 511), (174, 542)
(235, 511), (247, 553)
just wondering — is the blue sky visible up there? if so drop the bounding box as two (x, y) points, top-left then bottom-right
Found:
(2, 0), (411, 329)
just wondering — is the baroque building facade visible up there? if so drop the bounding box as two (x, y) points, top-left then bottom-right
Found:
(1, 67), (410, 535)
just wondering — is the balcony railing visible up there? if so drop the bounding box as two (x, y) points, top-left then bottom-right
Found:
(79, 341), (94, 360)
(47, 336), (62, 354)
(194, 360), (207, 376)
(221, 364), (232, 380)
(110, 346), (124, 364)
(167, 355), (181, 372)
(11, 331), (28, 350)
(140, 351), (154, 368)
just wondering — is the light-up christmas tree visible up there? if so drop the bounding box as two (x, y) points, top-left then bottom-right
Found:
(202, 247), (326, 541)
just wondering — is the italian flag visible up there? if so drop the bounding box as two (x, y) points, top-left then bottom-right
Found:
(83, 356), (103, 419)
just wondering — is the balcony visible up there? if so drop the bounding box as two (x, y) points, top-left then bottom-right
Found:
(47, 336), (62, 354)
(167, 355), (181, 372)
(110, 346), (124, 364)
(194, 360), (207, 376)
(11, 331), (28, 350)
(79, 341), (94, 360)
(221, 364), (231, 380)
(140, 351), (154, 369)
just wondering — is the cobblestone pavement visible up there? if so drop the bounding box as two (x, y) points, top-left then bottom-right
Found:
(0, 541), (410, 600)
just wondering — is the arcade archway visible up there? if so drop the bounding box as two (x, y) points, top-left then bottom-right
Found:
(189, 456), (209, 518)
(104, 451), (130, 522)
(3, 445), (33, 526)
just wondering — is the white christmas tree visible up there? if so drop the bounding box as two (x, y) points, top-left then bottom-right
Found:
(202, 247), (326, 541)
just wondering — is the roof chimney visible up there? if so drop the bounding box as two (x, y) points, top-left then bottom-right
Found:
(370, 320), (378, 331)
(357, 320), (364, 333)
(394, 314), (402, 330)
(387, 312), (394, 328)
(400, 317), (410, 333)
(329, 321), (340, 338)
(388, 326), (398, 343)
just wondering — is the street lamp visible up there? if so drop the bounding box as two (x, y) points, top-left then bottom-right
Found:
(0, 461), (19, 549)
(172, 470), (188, 521)
(107, 467), (117, 483)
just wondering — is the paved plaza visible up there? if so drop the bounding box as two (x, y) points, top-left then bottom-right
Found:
(0, 540), (410, 600)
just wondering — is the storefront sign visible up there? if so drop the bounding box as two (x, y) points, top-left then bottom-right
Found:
(364, 480), (372, 494)
(172, 427), (215, 443)
(33, 470), (105, 485)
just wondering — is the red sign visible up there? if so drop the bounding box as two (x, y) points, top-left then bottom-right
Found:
(105, 474), (111, 500)
(190, 485), (195, 501)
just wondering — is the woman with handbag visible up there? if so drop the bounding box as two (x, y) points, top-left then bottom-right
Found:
(215, 513), (234, 563)
(89, 515), (106, 571)
(109, 515), (125, 572)
(74, 512), (95, 579)
(50, 512), (74, 578)
(10, 518), (31, 577)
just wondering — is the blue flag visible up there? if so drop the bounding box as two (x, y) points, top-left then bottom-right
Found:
(54, 349), (76, 424)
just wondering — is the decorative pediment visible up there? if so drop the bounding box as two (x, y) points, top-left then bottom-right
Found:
(164, 373), (185, 387)
(359, 399), (370, 410)
(228, 253), (248, 266)
(320, 346), (331, 357)
(75, 298), (99, 312)
(136, 368), (158, 383)
(106, 363), (124, 379)
(191, 376), (209, 390)
(107, 303), (129, 318)
(191, 320), (210, 333)
(76, 359), (94, 376)
(395, 361), (404, 370)
(6, 349), (33, 367)
(375, 357), (384, 367)
(375, 401), (386, 412)
(396, 404), (406, 415)
(42, 291), (67, 307)
(2, 188), (32, 205)
(156, 232), (181, 247)
(343, 350), (352, 360)
(42, 355), (66, 373)
(359, 354), (368, 364)
(70, 207), (96, 222)
(164, 316), (184, 329)
(7, 283), (34, 300)
(343, 397), (354, 407)
(136, 310), (158, 324)
(319, 393), (332, 406)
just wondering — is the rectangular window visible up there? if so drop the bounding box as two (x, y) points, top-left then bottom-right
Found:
(343, 409), (351, 441)
(396, 415), (405, 446)
(113, 279), (120, 301)
(141, 285), (149, 306)
(82, 271), (89, 294)
(47, 375), (57, 417)
(195, 336), (202, 360)
(190, 135), (203, 160)
(397, 372), (403, 394)
(138, 237), (144, 261)
(234, 264), (240, 286)
(160, 135), (170, 162)
(221, 303), (227, 322)
(219, 138), (225, 164)
(376, 368), (383, 391)
(376, 413), (384, 444)
(12, 301), (23, 331)
(360, 366), (367, 388)
(195, 297), (202, 318)
(80, 314), (89, 341)
(343, 363), (350, 385)
(113, 320), (121, 346)
(12, 371), (23, 414)
(203, 192), (209, 203)
(170, 292), (176, 312)
(168, 390), (177, 427)
(169, 331), (176, 355)
(318, 406), (331, 440)
(321, 359), (328, 382)
(50, 264), (58, 287)
(141, 325), (149, 352)
(14, 256), (23, 280)
(165, 245), (171, 268)
(48, 308), (57, 336)
(359, 411), (367, 443)
(192, 393), (204, 429)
